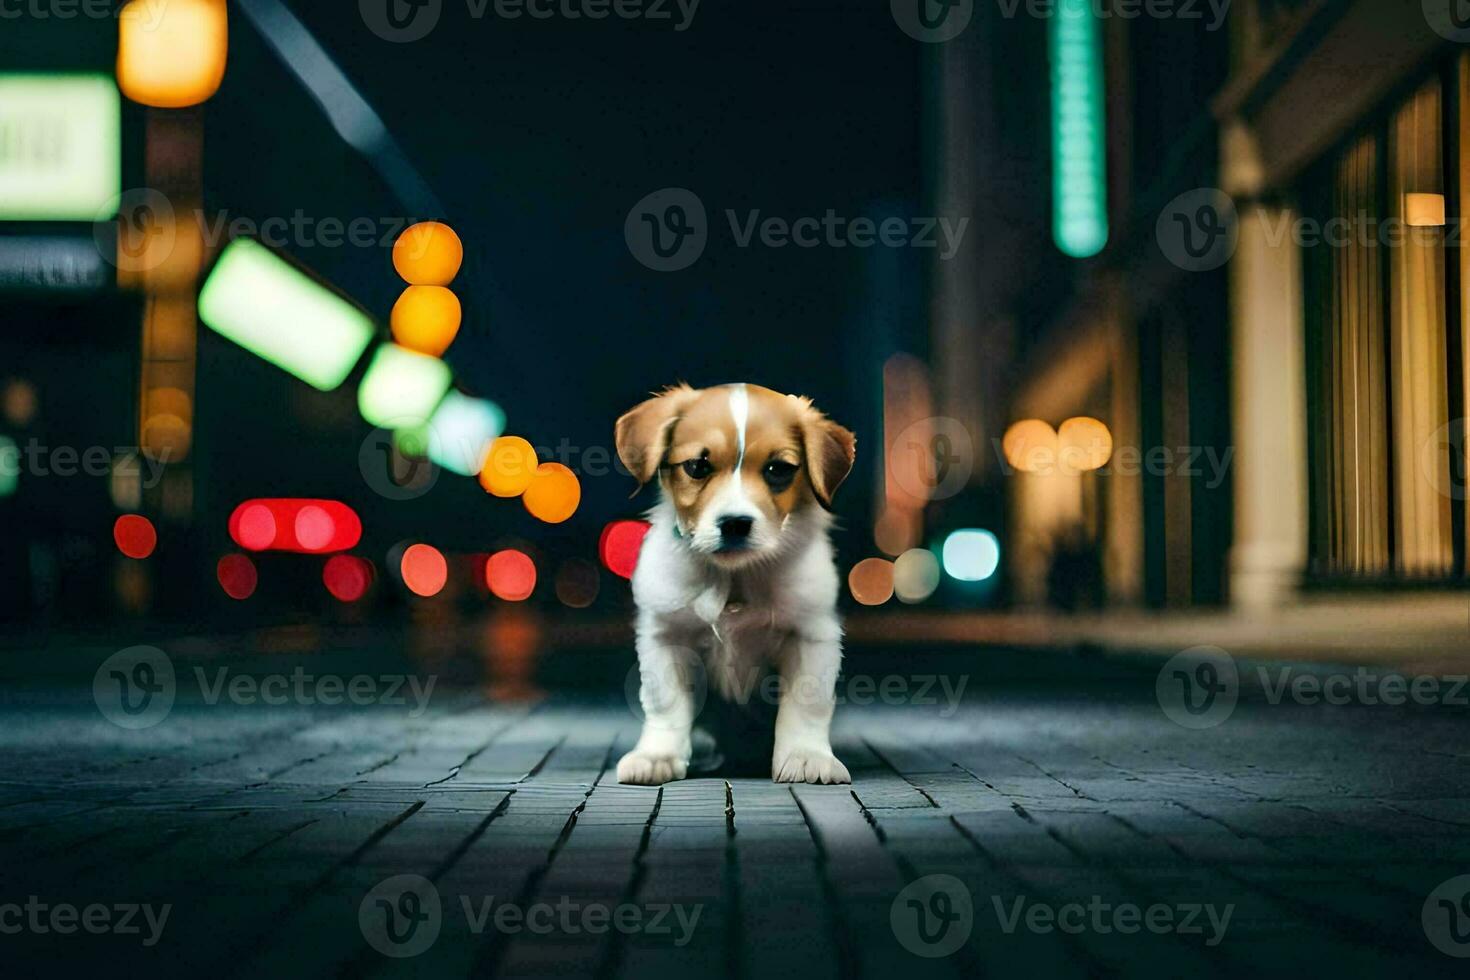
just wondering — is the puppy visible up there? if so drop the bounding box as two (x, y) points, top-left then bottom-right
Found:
(614, 382), (856, 785)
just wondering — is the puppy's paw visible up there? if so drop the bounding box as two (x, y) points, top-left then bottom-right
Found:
(617, 751), (688, 786)
(772, 747), (851, 784)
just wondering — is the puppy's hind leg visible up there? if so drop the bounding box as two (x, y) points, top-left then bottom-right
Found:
(772, 625), (851, 785)
(618, 630), (700, 786)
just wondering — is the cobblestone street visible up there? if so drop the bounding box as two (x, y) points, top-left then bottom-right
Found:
(3, 642), (1469, 977)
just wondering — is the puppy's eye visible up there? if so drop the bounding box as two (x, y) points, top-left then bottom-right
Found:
(763, 459), (798, 489)
(681, 458), (713, 480)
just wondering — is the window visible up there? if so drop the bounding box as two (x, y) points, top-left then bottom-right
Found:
(1306, 66), (1464, 580)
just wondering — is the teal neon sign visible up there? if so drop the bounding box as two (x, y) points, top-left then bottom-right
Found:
(1050, 0), (1108, 258)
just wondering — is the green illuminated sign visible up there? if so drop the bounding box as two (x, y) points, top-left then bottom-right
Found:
(0, 436), (18, 498)
(1050, 0), (1108, 258)
(0, 74), (121, 221)
(358, 343), (453, 428)
(199, 239), (376, 391)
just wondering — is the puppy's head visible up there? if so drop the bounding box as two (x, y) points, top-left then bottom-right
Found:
(616, 383), (856, 568)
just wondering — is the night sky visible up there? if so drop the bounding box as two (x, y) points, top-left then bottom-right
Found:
(196, 1), (927, 556)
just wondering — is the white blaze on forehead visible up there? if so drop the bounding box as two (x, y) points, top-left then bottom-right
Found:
(723, 384), (751, 509)
(728, 383), (749, 467)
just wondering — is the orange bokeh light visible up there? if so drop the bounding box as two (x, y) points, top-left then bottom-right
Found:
(401, 543), (448, 597)
(390, 285), (461, 357)
(523, 462), (580, 523)
(117, 0), (228, 109)
(1002, 419), (1059, 474)
(392, 222), (463, 286)
(848, 558), (895, 606)
(479, 436), (539, 497)
(486, 549), (537, 601)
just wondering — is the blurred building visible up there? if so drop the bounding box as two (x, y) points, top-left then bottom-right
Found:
(945, 0), (1468, 611)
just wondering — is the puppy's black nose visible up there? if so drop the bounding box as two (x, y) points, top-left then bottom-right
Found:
(718, 516), (754, 546)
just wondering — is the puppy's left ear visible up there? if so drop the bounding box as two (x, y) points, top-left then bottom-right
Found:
(615, 384), (698, 491)
(798, 405), (856, 509)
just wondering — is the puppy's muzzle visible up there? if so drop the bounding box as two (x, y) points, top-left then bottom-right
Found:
(716, 515), (754, 551)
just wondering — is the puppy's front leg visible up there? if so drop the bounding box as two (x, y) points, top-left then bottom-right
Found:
(618, 627), (698, 786)
(772, 625), (851, 784)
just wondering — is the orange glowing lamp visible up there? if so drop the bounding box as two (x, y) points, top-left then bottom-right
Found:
(400, 543), (448, 598)
(486, 550), (537, 601)
(523, 462), (580, 524)
(391, 285), (462, 356)
(480, 437), (539, 497)
(393, 222), (463, 286)
(117, 0), (229, 109)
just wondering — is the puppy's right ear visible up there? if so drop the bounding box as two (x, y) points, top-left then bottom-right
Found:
(615, 384), (698, 491)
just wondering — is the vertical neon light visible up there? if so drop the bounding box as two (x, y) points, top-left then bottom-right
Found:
(1051, 0), (1108, 258)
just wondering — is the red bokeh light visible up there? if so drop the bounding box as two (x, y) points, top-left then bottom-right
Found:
(323, 555), (372, 602)
(228, 499), (361, 553)
(234, 503), (277, 550)
(486, 549), (537, 601)
(401, 543), (448, 597)
(113, 514), (157, 559)
(599, 520), (651, 580)
(217, 554), (258, 600)
(295, 505), (336, 552)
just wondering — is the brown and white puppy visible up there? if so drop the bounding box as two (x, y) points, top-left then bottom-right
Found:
(614, 383), (856, 785)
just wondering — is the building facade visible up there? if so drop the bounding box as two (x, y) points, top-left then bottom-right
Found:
(973, 0), (1468, 611)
